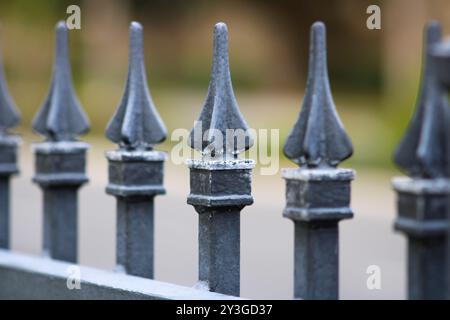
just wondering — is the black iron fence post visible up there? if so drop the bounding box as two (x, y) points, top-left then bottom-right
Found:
(32, 22), (90, 263)
(431, 21), (450, 301)
(105, 22), (167, 279)
(0, 46), (21, 249)
(282, 22), (354, 300)
(187, 22), (254, 296)
(394, 21), (450, 300)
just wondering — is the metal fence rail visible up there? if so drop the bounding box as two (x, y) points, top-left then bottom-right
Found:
(0, 18), (450, 300)
(0, 249), (237, 300)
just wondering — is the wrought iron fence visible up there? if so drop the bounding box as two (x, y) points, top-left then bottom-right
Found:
(0, 19), (449, 300)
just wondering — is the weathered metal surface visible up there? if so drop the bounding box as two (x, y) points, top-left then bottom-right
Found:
(188, 22), (253, 158)
(0, 43), (20, 134)
(393, 177), (448, 299)
(105, 22), (167, 279)
(395, 22), (450, 179)
(283, 23), (352, 168)
(0, 39), (20, 250)
(294, 221), (338, 299)
(394, 178), (448, 300)
(0, 137), (19, 250)
(106, 150), (166, 278)
(431, 23), (450, 301)
(393, 22), (450, 300)
(198, 209), (240, 296)
(106, 22), (167, 150)
(282, 168), (354, 300)
(188, 160), (254, 296)
(282, 169), (354, 222)
(431, 30), (450, 90)
(32, 142), (89, 262)
(32, 22), (90, 263)
(0, 178), (10, 249)
(32, 22), (89, 141)
(187, 23), (255, 296)
(0, 250), (240, 300)
(282, 22), (354, 300)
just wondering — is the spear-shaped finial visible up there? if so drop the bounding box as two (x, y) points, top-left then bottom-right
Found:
(32, 21), (89, 141)
(283, 22), (352, 168)
(431, 31), (450, 90)
(106, 22), (167, 150)
(394, 21), (450, 178)
(188, 22), (253, 158)
(0, 40), (20, 135)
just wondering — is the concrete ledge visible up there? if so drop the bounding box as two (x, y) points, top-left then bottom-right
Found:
(0, 250), (241, 300)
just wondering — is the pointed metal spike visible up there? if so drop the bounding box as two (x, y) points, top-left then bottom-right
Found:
(309, 21), (327, 80)
(431, 38), (450, 89)
(32, 21), (89, 141)
(283, 21), (353, 168)
(0, 40), (20, 135)
(188, 22), (253, 158)
(106, 21), (167, 150)
(394, 21), (450, 178)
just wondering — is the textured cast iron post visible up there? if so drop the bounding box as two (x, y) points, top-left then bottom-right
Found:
(282, 22), (354, 300)
(431, 21), (450, 301)
(394, 22), (450, 300)
(0, 43), (21, 249)
(187, 22), (254, 296)
(105, 22), (167, 279)
(32, 22), (90, 263)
